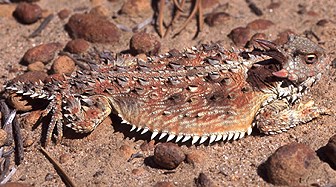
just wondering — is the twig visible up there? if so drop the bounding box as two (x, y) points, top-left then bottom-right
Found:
(40, 147), (77, 187)
(12, 115), (23, 165)
(0, 166), (17, 184)
(29, 14), (54, 38)
(246, 0), (263, 16)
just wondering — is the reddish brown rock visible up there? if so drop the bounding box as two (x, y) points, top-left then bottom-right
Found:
(57, 9), (71, 20)
(195, 173), (213, 187)
(66, 13), (120, 44)
(140, 140), (155, 152)
(59, 153), (72, 164)
(246, 33), (267, 49)
(185, 150), (207, 167)
(119, 144), (136, 159)
(324, 134), (336, 167)
(266, 143), (320, 185)
(52, 55), (76, 75)
(90, 6), (109, 18)
(267, 2), (281, 10)
(65, 39), (90, 54)
(273, 30), (295, 45)
(246, 19), (274, 31)
(130, 32), (161, 56)
(14, 2), (42, 24)
(120, 0), (152, 18)
(205, 12), (230, 27)
(227, 27), (251, 47)
(153, 143), (185, 170)
(22, 43), (62, 64)
(27, 61), (45, 72)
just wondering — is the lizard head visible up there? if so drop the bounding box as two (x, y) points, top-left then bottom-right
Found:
(255, 35), (330, 87)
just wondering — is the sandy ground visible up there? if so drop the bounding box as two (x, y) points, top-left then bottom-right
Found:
(0, 0), (335, 186)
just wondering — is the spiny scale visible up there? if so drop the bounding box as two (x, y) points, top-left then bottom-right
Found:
(4, 35), (329, 145)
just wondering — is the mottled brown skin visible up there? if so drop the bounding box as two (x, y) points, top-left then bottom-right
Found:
(5, 35), (330, 145)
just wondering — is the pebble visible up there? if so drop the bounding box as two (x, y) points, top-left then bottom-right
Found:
(131, 168), (145, 175)
(65, 39), (90, 54)
(14, 2), (42, 24)
(59, 153), (72, 164)
(52, 55), (76, 75)
(204, 12), (230, 27)
(153, 181), (175, 187)
(246, 33), (267, 49)
(23, 135), (34, 148)
(266, 143), (320, 185)
(119, 144), (136, 159)
(227, 27), (251, 47)
(0, 129), (8, 147)
(27, 61), (45, 72)
(22, 43), (62, 64)
(246, 19), (274, 31)
(66, 13), (120, 43)
(140, 140), (155, 152)
(119, 0), (152, 18)
(267, 2), (281, 10)
(185, 150), (207, 167)
(130, 32), (161, 56)
(273, 30), (295, 45)
(90, 6), (109, 18)
(57, 9), (71, 20)
(153, 143), (185, 170)
(195, 173), (213, 187)
(44, 173), (55, 181)
(324, 134), (336, 167)
(11, 70), (48, 84)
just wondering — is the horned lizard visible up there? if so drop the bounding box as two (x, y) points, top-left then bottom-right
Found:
(4, 35), (330, 145)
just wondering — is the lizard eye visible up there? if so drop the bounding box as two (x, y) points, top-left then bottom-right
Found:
(305, 54), (318, 64)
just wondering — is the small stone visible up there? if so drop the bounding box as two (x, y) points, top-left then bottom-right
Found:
(131, 168), (145, 175)
(59, 153), (71, 164)
(58, 9), (71, 20)
(273, 30), (295, 45)
(153, 181), (175, 187)
(66, 13), (120, 44)
(65, 39), (90, 54)
(266, 143), (320, 185)
(246, 19), (274, 31)
(204, 12), (230, 27)
(227, 27), (251, 47)
(23, 43), (62, 64)
(45, 173), (55, 181)
(316, 19), (329, 27)
(267, 2), (281, 10)
(27, 61), (45, 72)
(90, 6), (109, 18)
(130, 32), (161, 56)
(52, 55), (76, 75)
(14, 2), (42, 24)
(120, 0), (152, 18)
(0, 129), (8, 147)
(140, 140), (155, 152)
(324, 134), (336, 167)
(246, 33), (267, 49)
(11, 71), (48, 84)
(195, 173), (213, 187)
(23, 135), (34, 148)
(119, 144), (136, 159)
(185, 150), (207, 167)
(153, 143), (185, 170)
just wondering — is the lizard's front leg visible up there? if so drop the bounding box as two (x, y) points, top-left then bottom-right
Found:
(43, 94), (112, 145)
(256, 99), (328, 135)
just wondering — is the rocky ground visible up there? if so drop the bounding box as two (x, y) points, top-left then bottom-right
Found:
(0, 0), (335, 186)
